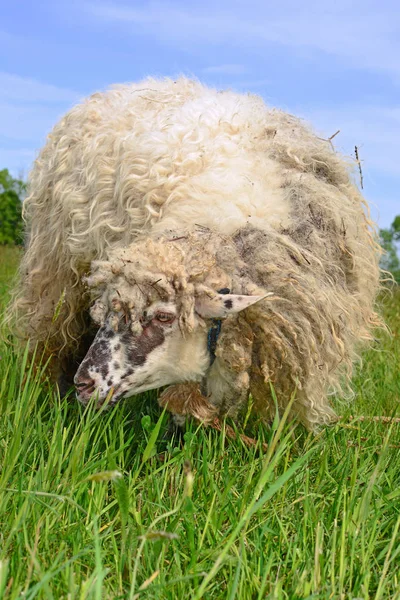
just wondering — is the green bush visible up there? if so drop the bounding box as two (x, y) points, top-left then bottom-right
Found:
(0, 169), (26, 245)
(380, 216), (400, 284)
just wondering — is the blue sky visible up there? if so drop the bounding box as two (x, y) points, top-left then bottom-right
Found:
(1, 0), (399, 227)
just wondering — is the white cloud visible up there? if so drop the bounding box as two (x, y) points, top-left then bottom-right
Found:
(84, 1), (400, 78)
(0, 72), (81, 104)
(0, 73), (83, 174)
(0, 72), (83, 142)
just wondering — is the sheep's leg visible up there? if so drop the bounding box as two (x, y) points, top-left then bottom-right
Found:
(158, 383), (218, 425)
(159, 383), (209, 444)
(163, 414), (187, 444)
(159, 383), (267, 450)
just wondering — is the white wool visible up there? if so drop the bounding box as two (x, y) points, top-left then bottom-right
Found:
(6, 76), (382, 430)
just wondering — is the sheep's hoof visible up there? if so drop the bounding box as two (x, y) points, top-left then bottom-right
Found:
(158, 383), (218, 425)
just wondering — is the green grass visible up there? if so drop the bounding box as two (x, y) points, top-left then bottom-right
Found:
(0, 245), (21, 299)
(0, 245), (399, 599)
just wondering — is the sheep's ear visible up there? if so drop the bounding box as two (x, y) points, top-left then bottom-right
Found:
(195, 292), (272, 319)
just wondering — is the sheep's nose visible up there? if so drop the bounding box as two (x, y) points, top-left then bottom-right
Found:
(75, 377), (96, 398)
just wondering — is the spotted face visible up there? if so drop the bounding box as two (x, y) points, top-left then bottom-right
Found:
(74, 292), (270, 408)
(74, 301), (204, 407)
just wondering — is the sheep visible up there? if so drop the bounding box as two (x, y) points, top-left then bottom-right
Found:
(7, 77), (382, 430)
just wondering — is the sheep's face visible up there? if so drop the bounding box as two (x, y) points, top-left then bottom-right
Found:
(74, 300), (201, 407)
(74, 291), (268, 408)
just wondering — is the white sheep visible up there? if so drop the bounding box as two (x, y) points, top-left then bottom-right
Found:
(8, 77), (382, 430)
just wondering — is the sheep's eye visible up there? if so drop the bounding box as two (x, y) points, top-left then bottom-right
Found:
(155, 311), (175, 323)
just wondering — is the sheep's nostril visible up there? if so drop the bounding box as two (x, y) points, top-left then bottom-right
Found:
(75, 378), (95, 392)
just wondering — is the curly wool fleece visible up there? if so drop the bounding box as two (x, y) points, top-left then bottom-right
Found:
(8, 77), (381, 429)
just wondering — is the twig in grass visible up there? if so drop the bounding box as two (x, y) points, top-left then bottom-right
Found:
(210, 417), (268, 451)
(1, 488), (88, 515)
(5, 576), (14, 599)
(24, 520), (42, 595)
(346, 438), (369, 448)
(347, 440), (400, 449)
(348, 415), (400, 424)
(139, 532), (178, 541)
(135, 569), (160, 596)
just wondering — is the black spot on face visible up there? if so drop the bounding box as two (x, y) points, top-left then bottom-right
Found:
(107, 379), (113, 386)
(122, 368), (134, 379)
(78, 327), (112, 380)
(113, 362), (120, 370)
(76, 358), (91, 380)
(127, 324), (165, 367)
(224, 299), (233, 309)
(100, 363), (109, 379)
(114, 344), (121, 351)
(104, 328), (116, 339)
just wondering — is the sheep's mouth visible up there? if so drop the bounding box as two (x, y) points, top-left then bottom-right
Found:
(76, 375), (159, 409)
(118, 375), (160, 398)
(75, 383), (122, 409)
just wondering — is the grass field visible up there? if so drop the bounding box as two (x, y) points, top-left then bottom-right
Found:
(0, 246), (399, 600)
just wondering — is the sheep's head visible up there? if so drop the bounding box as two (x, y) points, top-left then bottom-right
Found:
(74, 232), (267, 408)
